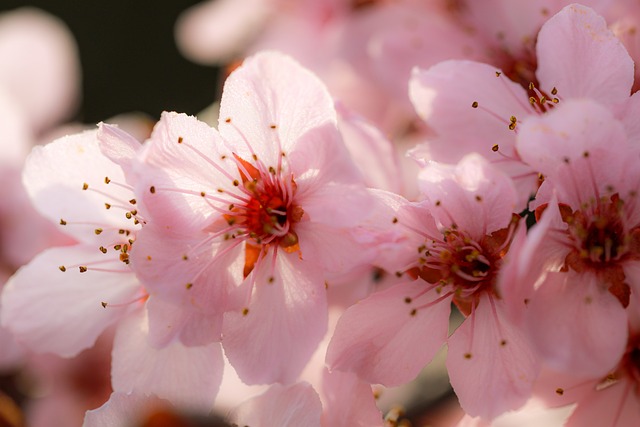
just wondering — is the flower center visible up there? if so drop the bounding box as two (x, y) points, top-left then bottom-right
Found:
(415, 217), (518, 315)
(566, 196), (628, 266)
(224, 155), (303, 253)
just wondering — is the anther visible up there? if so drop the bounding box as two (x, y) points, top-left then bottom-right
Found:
(149, 186), (156, 194)
(555, 388), (564, 396)
(104, 177), (111, 184)
(495, 71), (501, 77)
(79, 266), (88, 273)
(492, 144), (499, 152)
(551, 87), (558, 95)
(410, 309), (417, 316)
(404, 297), (412, 304)
(268, 276), (275, 284)
(129, 199), (136, 205)
(105, 203), (111, 209)
(99, 246), (108, 254)
(60, 219), (67, 225)
(58, 265), (66, 272)
(178, 136), (183, 143)
(392, 217), (398, 224)
(233, 179), (239, 186)
(464, 353), (472, 359)
(225, 118), (231, 123)
(101, 302), (108, 308)
(270, 124), (277, 129)
(185, 283), (193, 289)
(94, 228), (103, 235)
(471, 101), (478, 108)
(200, 191), (206, 197)
(242, 308), (249, 316)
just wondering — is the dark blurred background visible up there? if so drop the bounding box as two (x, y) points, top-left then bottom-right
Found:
(0, 0), (220, 124)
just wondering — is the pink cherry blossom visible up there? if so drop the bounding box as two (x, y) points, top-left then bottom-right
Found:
(409, 4), (635, 210)
(514, 98), (639, 378)
(130, 51), (372, 384)
(0, 126), (224, 409)
(328, 154), (539, 420)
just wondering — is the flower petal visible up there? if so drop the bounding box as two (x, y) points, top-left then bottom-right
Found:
(326, 281), (450, 386)
(111, 309), (223, 412)
(447, 296), (539, 420)
(525, 272), (628, 378)
(223, 253), (327, 384)
(0, 245), (140, 357)
(536, 4), (634, 101)
(230, 382), (323, 427)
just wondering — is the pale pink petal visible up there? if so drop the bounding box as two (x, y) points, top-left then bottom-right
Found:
(145, 296), (222, 348)
(326, 281), (450, 386)
(111, 309), (223, 412)
(419, 154), (518, 239)
(296, 182), (373, 228)
(0, 245), (140, 357)
(23, 130), (139, 244)
(525, 272), (628, 378)
(223, 253), (328, 384)
(217, 51), (341, 170)
(134, 112), (235, 234)
(497, 198), (569, 324)
(230, 382), (322, 427)
(0, 7), (80, 132)
(456, 396), (573, 427)
(82, 391), (170, 427)
(516, 99), (631, 209)
(566, 378), (640, 427)
(131, 223), (243, 315)
(296, 221), (371, 274)
(96, 122), (142, 175)
(409, 60), (533, 163)
(320, 369), (383, 427)
(447, 296), (540, 420)
(536, 4), (634, 101)
(175, 0), (271, 64)
(336, 102), (403, 193)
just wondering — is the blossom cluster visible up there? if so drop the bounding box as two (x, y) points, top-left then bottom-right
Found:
(1, 1), (640, 426)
